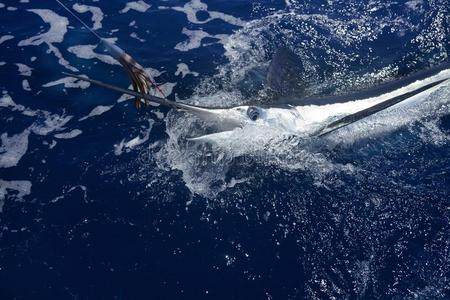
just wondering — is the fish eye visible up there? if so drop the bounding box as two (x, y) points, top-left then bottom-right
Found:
(247, 106), (260, 121)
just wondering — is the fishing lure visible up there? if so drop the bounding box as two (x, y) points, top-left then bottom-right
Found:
(55, 0), (164, 108)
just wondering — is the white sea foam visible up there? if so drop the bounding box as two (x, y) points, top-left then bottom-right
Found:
(0, 94), (18, 109)
(68, 44), (118, 65)
(19, 9), (67, 44)
(175, 28), (228, 52)
(30, 114), (73, 136)
(0, 35), (14, 45)
(158, 82), (177, 98)
(114, 120), (154, 155)
(130, 32), (146, 42)
(43, 76), (91, 89)
(0, 129), (30, 168)
(18, 9), (77, 72)
(16, 63), (33, 76)
(1, 94), (36, 116)
(48, 140), (57, 149)
(175, 63), (199, 78)
(120, 1), (151, 14)
(1, 93), (74, 138)
(51, 185), (87, 203)
(0, 180), (32, 212)
(22, 80), (31, 91)
(152, 110), (165, 120)
(175, 28), (208, 51)
(168, 0), (244, 26)
(72, 4), (104, 30)
(118, 94), (132, 103)
(79, 105), (114, 121)
(54, 129), (82, 139)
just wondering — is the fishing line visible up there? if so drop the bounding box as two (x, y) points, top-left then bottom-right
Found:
(55, 0), (103, 40)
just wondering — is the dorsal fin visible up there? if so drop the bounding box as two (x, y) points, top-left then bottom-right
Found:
(266, 47), (306, 97)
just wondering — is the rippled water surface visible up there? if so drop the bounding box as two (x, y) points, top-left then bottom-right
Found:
(1, 0), (450, 298)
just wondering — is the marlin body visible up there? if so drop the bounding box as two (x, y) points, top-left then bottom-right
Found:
(66, 47), (450, 144)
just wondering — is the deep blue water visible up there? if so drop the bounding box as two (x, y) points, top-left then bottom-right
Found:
(1, 0), (450, 299)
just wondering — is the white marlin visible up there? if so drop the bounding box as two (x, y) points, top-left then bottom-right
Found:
(56, 1), (450, 143)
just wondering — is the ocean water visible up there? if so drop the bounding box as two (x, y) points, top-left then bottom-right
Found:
(1, 0), (450, 298)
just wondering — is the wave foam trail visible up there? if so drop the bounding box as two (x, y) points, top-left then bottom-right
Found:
(18, 9), (77, 72)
